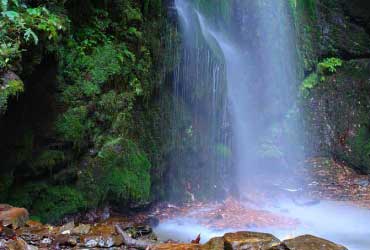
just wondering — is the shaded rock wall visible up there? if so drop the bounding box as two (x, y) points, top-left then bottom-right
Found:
(298, 0), (370, 173)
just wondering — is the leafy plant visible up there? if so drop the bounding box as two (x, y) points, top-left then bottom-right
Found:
(0, 79), (24, 112)
(300, 73), (318, 98)
(318, 57), (343, 74)
(0, 2), (65, 70)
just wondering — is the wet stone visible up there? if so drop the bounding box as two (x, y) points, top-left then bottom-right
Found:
(201, 237), (224, 250)
(283, 235), (348, 250)
(224, 231), (281, 250)
(0, 204), (29, 229)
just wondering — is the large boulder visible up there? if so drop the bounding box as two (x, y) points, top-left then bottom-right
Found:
(0, 204), (29, 229)
(283, 235), (347, 250)
(223, 231), (281, 250)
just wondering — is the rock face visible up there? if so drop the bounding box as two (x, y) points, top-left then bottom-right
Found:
(223, 232), (281, 250)
(0, 204), (29, 229)
(283, 235), (348, 250)
(304, 59), (370, 173)
(297, 0), (370, 174)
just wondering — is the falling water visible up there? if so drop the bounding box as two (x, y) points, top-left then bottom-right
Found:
(156, 1), (370, 249)
(172, 0), (301, 196)
(168, 0), (231, 199)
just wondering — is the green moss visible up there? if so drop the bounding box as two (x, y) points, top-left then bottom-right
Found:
(99, 138), (151, 202)
(55, 106), (90, 148)
(30, 150), (65, 175)
(33, 186), (87, 222)
(0, 0), (177, 219)
(347, 126), (370, 172)
(9, 183), (87, 222)
(77, 138), (151, 207)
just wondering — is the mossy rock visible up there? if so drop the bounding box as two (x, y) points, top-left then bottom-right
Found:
(303, 59), (370, 173)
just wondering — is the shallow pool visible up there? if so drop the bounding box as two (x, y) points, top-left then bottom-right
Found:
(154, 200), (370, 250)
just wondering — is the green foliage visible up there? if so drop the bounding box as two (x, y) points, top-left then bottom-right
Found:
(1, 0), (175, 221)
(9, 183), (87, 222)
(30, 150), (65, 174)
(318, 57), (343, 73)
(78, 138), (151, 206)
(0, 79), (24, 112)
(33, 185), (87, 222)
(99, 138), (151, 202)
(300, 73), (318, 97)
(55, 106), (90, 148)
(0, 2), (65, 70)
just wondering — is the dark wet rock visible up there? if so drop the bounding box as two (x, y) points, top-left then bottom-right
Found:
(340, 0), (370, 31)
(223, 231), (281, 250)
(304, 59), (370, 174)
(283, 235), (348, 250)
(316, 2), (370, 58)
(0, 204), (29, 229)
(60, 206), (112, 225)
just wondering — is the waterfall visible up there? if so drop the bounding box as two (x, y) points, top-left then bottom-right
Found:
(168, 0), (231, 200)
(172, 0), (302, 198)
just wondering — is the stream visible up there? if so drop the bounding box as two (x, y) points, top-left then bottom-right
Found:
(154, 200), (370, 250)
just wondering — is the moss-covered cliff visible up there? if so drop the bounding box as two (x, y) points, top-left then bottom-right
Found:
(295, 0), (370, 173)
(0, 0), (178, 222)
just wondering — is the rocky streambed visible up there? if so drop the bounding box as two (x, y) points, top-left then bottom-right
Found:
(0, 204), (348, 250)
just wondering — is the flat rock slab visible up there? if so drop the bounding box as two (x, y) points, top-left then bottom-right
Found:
(0, 204), (29, 229)
(224, 231), (281, 250)
(283, 235), (348, 250)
